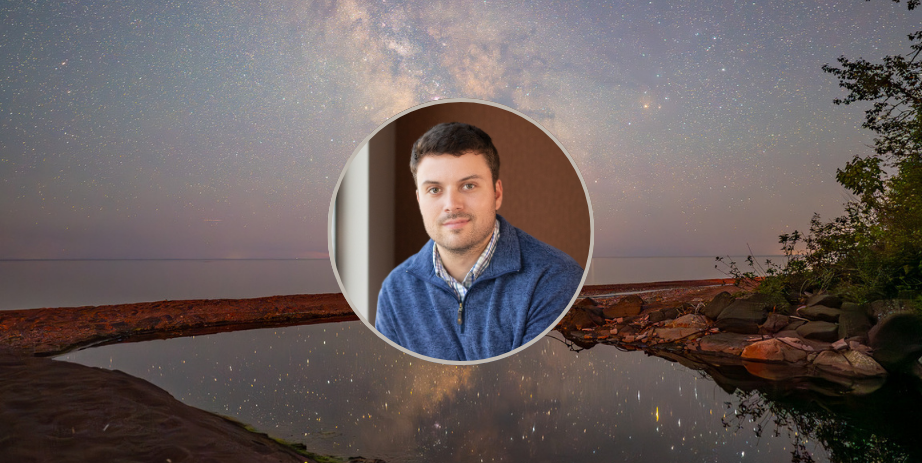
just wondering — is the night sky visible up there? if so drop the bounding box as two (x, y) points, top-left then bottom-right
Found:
(1, 0), (919, 259)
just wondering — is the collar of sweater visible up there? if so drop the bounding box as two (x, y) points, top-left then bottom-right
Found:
(405, 214), (522, 290)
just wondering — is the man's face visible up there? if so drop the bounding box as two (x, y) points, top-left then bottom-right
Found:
(415, 151), (503, 256)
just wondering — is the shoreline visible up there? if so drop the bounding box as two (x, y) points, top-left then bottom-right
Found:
(559, 283), (922, 399)
(0, 293), (356, 356)
(0, 281), (737, 357)
(6, 280), (901, 462)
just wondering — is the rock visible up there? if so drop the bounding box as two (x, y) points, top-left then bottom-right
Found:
(666, 314), (709, 329)
(838, 307), (873, 340)
(698, 332), (756, 356)
(839, 302), (862, 313)
(831, 339), (848, 351)
(775, 336), (816, 352)
(564, 307), (604, 330)
(574, 297), (599, 308)
(741, 338), (808, 363)
(813, 350), (887, 377)
(716, 299), (769, 334)
(781, 319), (807, 332)
(760, 313), (790, 334)
(702, 292), (735, 320)
(848, 340), (873, 356)
(807, 293), (843, 309)
(653, 327), (704, 343)
(743, 361), (807, 381)
(798, 305), (843, 323)
(796, 321), (840, 342)
(603, 294), (644, 319)
(662, 307), (680, 320)
(868, 299), (915, 323)
(647, 311), (665, 323)
(868, 311), (922, 372)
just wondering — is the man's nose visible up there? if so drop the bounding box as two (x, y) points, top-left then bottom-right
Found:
(443, 188), (463, 212)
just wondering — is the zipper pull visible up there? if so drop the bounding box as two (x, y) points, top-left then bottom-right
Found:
(457, 301), (463, 325)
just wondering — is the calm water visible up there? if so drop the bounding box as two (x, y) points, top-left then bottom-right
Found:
(1, 256), (773, 310)
(0, 259), (340, 311)
(5, 259), (919, 461)
(59, 323), (819, 462)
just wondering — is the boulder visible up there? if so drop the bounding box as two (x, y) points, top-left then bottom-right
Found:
(662, 307), (680, 320)
(868, 311), (922, 372)
(796, 321), (840, 342)
(666, 314), (708, 329)
(781, 319), (807, 332)
(868, 299), (914, 323)
(839, 302), (862, 313)
(813, 350), (887, 377)
(760, 313), (790, 334)
(573, 297), (599, 308)
(807, 293), (843, 309)
(698, 332), (755, 356)
(702, 292), (735, 320)
(603, 294), (644, 319)
(563, 306), (604, 330)
(653, 327), (704, 343)
(716, 299), (769, 334)
(838, 307), (873, 340)
(741, 338), (808, 363)
(798, 305), (843, 323)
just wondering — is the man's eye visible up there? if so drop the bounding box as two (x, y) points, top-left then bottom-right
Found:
(428, 187), (441, 194)
(462, 183), (475, 190)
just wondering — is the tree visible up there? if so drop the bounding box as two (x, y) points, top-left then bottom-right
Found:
(749, 1), (922, 302)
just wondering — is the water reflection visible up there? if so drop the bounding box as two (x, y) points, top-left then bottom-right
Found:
(561, 335), (922, 463)
(60, 321), (830, 462)
(723, 383), (922, 463)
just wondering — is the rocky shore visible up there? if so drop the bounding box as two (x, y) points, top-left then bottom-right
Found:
(558, 281), (922, 396)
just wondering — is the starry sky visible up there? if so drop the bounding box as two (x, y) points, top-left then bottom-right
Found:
(1, 0), (919, 259)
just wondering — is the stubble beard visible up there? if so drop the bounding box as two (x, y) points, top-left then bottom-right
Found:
(429, 211), (495, 258)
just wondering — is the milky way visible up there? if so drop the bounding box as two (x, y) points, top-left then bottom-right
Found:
(1, 0), (918, 258)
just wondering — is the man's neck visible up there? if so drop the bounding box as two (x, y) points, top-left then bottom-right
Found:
(436, 238), (491, 282)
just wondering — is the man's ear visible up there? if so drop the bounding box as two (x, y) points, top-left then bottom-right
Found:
(494, 179), (503, 211)
(415, 189), (420, 204)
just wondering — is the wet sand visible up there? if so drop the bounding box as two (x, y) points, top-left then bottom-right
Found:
(0, 293), (356, 356)
(0, 292), (375, 463)
(0, 351), (322, 463)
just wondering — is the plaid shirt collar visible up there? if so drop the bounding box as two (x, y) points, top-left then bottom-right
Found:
(433, 218), (501, 302)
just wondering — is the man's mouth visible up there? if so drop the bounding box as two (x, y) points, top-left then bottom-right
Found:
(441, 216), (471, 230)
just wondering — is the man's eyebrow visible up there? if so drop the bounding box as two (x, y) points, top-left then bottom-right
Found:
(419, 174), (483, 186)
(458, 174), (484, 182)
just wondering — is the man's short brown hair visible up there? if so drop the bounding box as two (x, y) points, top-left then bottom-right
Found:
(410, 122), (500, 184)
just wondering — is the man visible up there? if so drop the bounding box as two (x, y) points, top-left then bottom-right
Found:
(375, 122), (584, 361)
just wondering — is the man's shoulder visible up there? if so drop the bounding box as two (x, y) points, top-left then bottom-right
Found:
(381, 240), (433, 290)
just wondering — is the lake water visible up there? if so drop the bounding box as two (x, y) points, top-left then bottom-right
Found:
(0, 256), (775, 311)
(6, 259), (920, 461)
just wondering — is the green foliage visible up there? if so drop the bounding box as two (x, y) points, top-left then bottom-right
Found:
(727, 13), (922, 304)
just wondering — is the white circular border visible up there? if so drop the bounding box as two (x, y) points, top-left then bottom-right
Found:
(327, 97), (595, 365)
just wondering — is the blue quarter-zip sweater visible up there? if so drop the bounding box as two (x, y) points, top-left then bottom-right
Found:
(375, 215), (584, 361)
